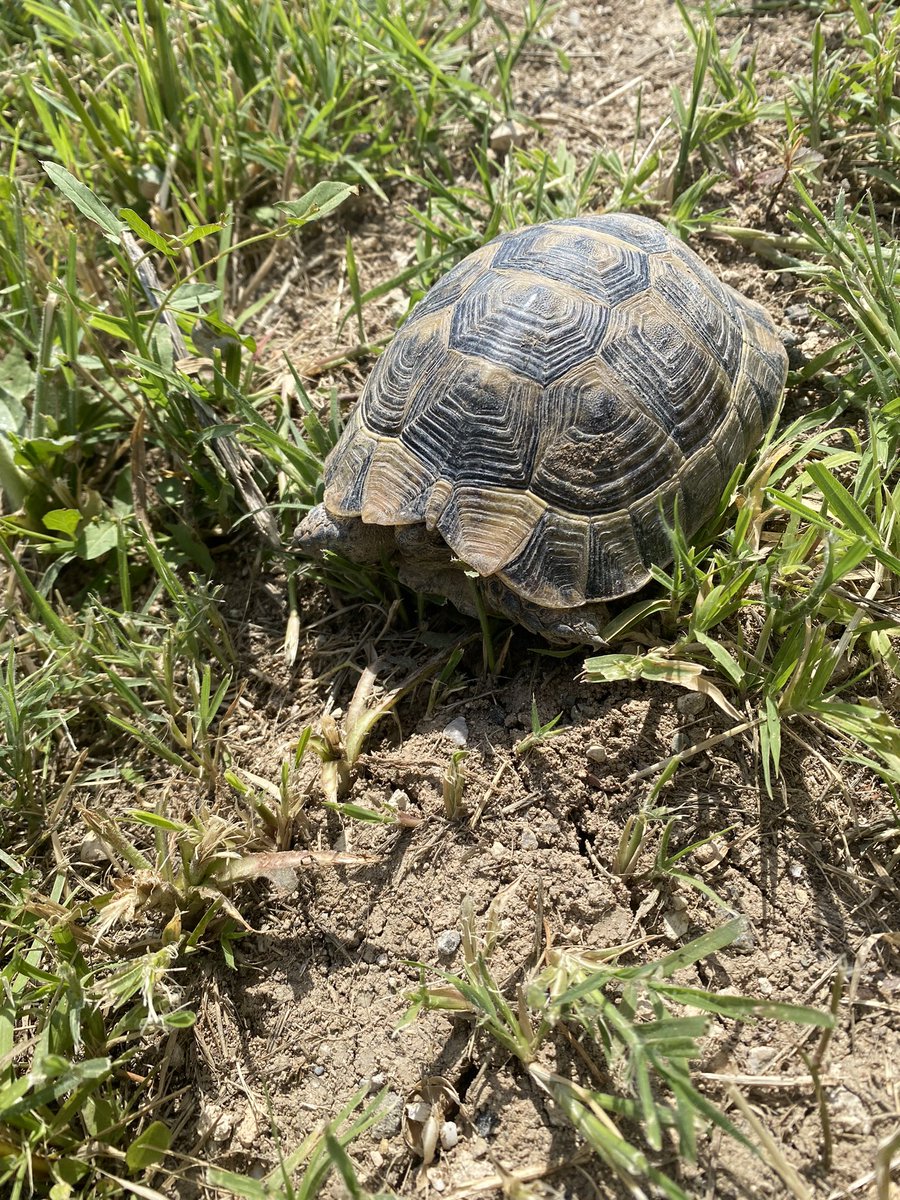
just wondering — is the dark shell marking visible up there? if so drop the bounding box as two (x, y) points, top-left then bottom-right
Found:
(322, 213), (787, 608)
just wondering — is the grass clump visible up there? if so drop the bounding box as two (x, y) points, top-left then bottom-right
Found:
(0, 0), (513, 226)
(404, 900), (833, 1200)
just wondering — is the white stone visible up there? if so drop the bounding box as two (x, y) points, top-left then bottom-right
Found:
(436, 929), (461, 956)
(442, 716), (468, 747)
(439, 1121), (459, 1150)
(388, 788), (409, 810)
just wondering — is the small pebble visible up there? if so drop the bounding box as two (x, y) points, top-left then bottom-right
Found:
(662, 908), (689, 941)
(436, 929), (461, 957)
(676, 691), (707, 717)
(387, 788), (409, 810)
(757, 976), (774, 997)
(670, 729), (691, 753)
(406, 1101), (431, 1124)
(77, 834), (107, 864)
(788, 861), (804, 880)
(313, 1065), (325, 1077)
(371, 1092), (404, 1139)
(586, 744), (607, 764)
(694, 839), (726, 868)
(731, 927), (756, 953)
(745, 1046), (778, 1074)
(828, 1087), (872, 1136)
(785, 302), (810, 324)
(368, 1073), (385, 1092)
(489, 118), (528, 154)
(473, 1108), (497, 1138)
(538, 818), (560, 845)
(519, 826), (538, 851)
(439, 1121), (459, 1151)
(442, 717), (468, 747)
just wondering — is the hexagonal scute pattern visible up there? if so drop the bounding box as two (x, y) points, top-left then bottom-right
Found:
(318, 212), (789, 613)
(529, 381), (685, 514)
(561, 213), (674, 254)
(448, 272), (609, 387)
(649, 255), (742, 374)
(599, 305), (733, 458)
(362, 315), (449, 437)
(398, 355), (543, 488)
(490, 223), (650, 306)
(401, 244), (493, 329)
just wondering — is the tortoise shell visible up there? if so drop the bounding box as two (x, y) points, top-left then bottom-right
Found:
(321, 213), (787, 609)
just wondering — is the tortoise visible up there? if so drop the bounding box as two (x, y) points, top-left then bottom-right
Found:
(294, 213), (787, 645)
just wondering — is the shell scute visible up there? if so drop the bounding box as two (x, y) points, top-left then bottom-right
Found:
(490, 223), (650, 306)
(447, 272), (609, 387)
(498, 508), (591, 607)
(598, 307), (733, 457)
(363, 316), (449, 437)
(649, 254), (743, 373)
(398, 356), (543, 491)
(528, 383), (684, 515)
(401, 245), (492, 328)
(560, 213), (674, 253)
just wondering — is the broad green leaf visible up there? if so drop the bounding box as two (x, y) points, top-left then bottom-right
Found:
(119, 208), (173, 257)
(125, 1121), (171, 1172)
(12, 434), (77, 467)
(162, 1009), (197, 1029)
(278, 181), (358, 225)
(77, 520), (119, 560)
(0, 346), (33, 413)
(41, 162), (125, 240)
(88, 313), (134, 339)
(42, 508), (81, 536)
(168, 282), (220, 309)
(174, 222), (224, 248)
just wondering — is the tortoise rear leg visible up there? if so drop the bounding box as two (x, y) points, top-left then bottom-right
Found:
(393, 525), (609, 646)
(479, 577), (609, 647)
